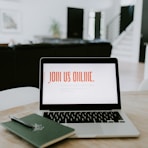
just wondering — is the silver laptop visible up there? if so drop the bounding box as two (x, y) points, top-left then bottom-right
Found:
(39, 57), (139, 138)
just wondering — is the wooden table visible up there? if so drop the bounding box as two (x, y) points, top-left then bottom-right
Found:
(0, 91), (148, 148)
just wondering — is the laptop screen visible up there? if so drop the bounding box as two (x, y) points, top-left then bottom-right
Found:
(40, 58), (121, 110)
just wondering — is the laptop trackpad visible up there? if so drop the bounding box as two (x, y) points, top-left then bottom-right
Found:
(64, 123), (103, 138)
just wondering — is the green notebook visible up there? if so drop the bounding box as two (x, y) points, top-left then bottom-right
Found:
(1, 113), (75, 148)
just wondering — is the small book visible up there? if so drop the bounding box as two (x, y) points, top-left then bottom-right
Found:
(1, 113), (75, 148)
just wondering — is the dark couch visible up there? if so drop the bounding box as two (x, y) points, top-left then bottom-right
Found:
(0, 39), (112, 90)
(0, 46), (15, 90)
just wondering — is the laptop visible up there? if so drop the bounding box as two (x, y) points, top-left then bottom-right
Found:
(39, 57), (139, 138)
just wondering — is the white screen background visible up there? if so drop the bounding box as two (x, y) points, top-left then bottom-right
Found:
(42, 63), (118, 104)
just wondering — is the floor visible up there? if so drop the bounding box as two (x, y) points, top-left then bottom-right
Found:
(118, 61), (144, 91)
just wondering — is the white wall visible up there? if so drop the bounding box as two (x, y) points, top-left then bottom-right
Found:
(0, 0), (120, 44)
(132, 0), (143, 62)
(121, 0), (136, 6)
(102, 0), (121, 41)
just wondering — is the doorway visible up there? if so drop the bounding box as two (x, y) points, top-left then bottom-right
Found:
(95, 12), (101, 39)
(67, 7), (84, 39)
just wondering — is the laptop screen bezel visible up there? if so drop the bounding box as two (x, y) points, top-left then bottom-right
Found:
(39, 57), (121, 111)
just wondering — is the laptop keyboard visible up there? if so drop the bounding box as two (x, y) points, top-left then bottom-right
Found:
(44, 111), (125, 123)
